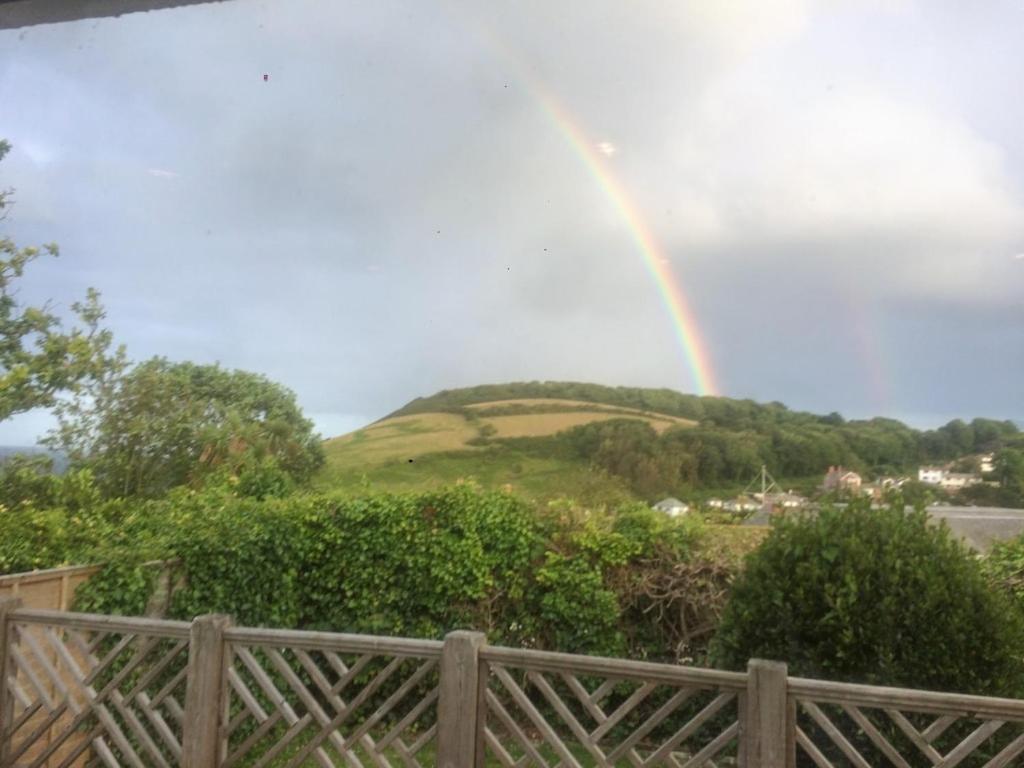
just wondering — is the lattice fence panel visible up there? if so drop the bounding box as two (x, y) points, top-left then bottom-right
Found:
(2, 618), (189, 768)
(483, 663), (742, 768)
(792, 697), (1024, 768)
(221, 642), (440, 768)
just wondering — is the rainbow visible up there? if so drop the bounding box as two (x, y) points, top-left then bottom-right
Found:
(451, 9), (719, 396)
(533, 89), (719, 397)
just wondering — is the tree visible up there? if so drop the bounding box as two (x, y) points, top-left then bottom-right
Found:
(710, 500), (1024, 696)
(897, 479), (944, 509)
(46, 357), (325, 498)
(995, 449), (1024, 502)
(0, 140), (123, 420)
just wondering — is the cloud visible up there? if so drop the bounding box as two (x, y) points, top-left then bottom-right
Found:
(642, 81), (1024, 304)
(1, 0), (1021, 427)
(19, 139), (58, 165)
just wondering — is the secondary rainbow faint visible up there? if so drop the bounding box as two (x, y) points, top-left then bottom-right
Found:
(454, 8), (719, 396)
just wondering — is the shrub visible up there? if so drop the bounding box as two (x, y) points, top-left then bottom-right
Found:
(0, 457), (126, 573)
(710, 500), (1024, 696)
(983, 534), (1024, 607)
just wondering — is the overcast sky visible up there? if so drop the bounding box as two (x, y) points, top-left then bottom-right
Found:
(0, 0), (1022, 442)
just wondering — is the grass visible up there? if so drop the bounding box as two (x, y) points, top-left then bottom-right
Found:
(315, 442), (635, 505)
(249, 737), (594, 768)
(703, 524), (771, 563)
(315, 399), (691, 503)
(246, 725), (736, 767)
(321, 413), (479, 466)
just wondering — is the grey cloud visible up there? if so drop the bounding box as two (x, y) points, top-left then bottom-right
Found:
(0, 0), (1022, 445)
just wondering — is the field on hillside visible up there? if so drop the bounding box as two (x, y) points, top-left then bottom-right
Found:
(315, 391), (868, 505)
(327, 413), (479, 463)
(486, 411), (679, 437)
(317, 397), (691, 501)
(317, 441), (637, 503)
(467, 398), (696, 423)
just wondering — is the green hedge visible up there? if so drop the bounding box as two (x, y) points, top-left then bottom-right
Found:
(66, 485), (720, 660)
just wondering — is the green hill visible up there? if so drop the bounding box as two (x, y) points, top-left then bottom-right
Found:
(315, 382), (1022, 504)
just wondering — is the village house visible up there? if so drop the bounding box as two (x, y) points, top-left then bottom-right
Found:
(861, 477), (905, 501)
(652, 497), (689, 517)
(723, 497), (760, 513)
(981, 453), (996, 474)
(918, 467), (945, 484)
(771, 492), (807, 509)
(940, 473), (980, 491)
(822, 466), (862, 493)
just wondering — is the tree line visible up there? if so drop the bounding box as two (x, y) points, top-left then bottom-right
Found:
(0, 139), (324, 502)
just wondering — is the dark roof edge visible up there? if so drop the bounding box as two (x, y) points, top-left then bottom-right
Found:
(0, 0), (230, 31)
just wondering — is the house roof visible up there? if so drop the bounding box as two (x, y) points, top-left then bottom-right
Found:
(0, 0), (230, 30)
(654, 497), (686, 509)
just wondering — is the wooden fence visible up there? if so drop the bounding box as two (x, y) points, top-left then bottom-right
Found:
(0, 567), (101, 613)
(2, 600), (1024, 767)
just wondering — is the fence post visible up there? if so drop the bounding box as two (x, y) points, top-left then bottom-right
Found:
(0, 597), (23, 767)
(437, 630), (487, 768)
(182, 614), (232, 768)
(746, 659), (789, 768)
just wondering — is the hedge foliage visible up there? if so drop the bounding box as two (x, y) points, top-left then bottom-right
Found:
(983, 532), (1024, 610)
(32, 483), (736, 661)
(11, 465), (1024, 693)
(711, 501), (1024, 697)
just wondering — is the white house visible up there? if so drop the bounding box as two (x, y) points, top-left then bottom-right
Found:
(823, 466), (862, 493)
(772, 492), (807, 509)
(981, 454), (995, 474)
(918, 467), (945, 485)
(940, 473), (980, 491)
(724, 497), (760, 513)
(652, 498), (689, 517)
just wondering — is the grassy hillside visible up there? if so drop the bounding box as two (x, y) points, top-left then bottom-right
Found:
(316, 382), (1022, 504)
(316, 396), (688, 502)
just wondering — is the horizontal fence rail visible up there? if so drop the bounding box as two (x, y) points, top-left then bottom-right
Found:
(3, 599), (1024, 767)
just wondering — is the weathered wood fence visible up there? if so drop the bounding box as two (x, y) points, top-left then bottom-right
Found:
(2, 599), (1024, 767)
(0, 566), (101, 614)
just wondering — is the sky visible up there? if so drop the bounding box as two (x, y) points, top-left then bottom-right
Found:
(0, 0), (1022, 443)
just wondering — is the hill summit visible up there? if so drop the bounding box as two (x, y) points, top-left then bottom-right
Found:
(316, 382), (1021, 504)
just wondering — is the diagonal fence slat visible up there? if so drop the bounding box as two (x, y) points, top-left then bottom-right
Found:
(800, 700), (872, 768)
(219, 628), (441, 768)
(42, 626), (169, 768)
(641, 692), (736, 767)
(605, 687), (699, 764)
(9, 605), (1024, 768)
(482, 646), (742, 768)
(982, 730), (1024, 768)
(792, 680), (1024, 768)
(2, 613), (189, 768)
(527, 670), (612, 766)
(840, 703), (913, 768)
(941, 720), (1006, 768)
(887, 707), (946, 764)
